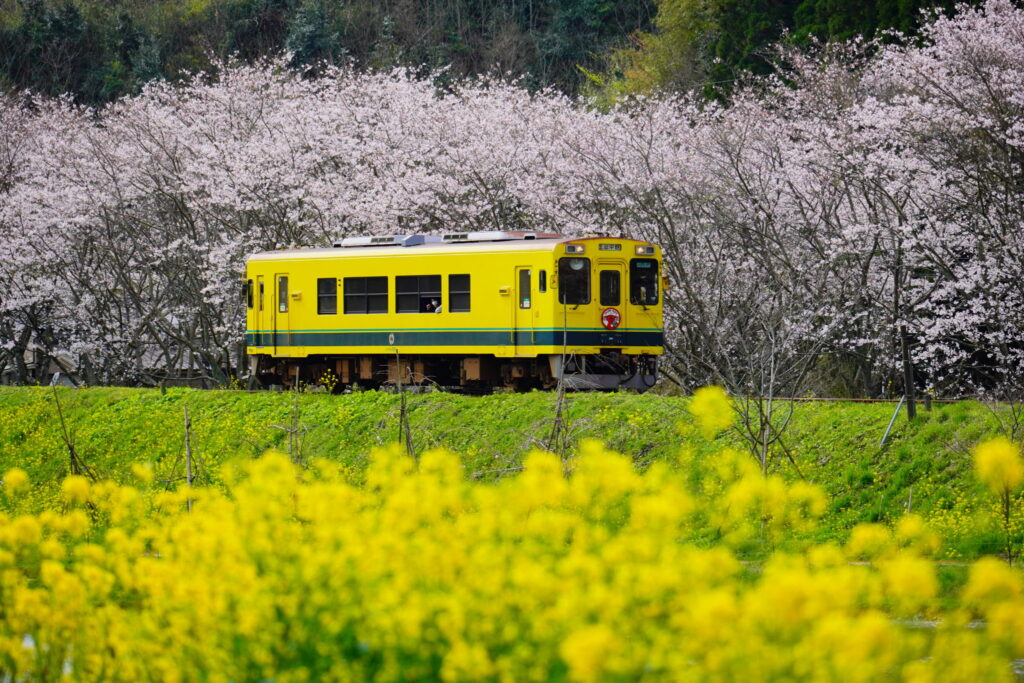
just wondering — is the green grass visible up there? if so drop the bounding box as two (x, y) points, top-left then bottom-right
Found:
(0, 387), (1017, 558)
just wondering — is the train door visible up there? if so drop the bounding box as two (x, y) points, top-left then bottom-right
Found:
(273, 273), (290, 353)
(597, 260), (626, 333)
(255, 275), (266, 346)
(514, 266), (533, 354)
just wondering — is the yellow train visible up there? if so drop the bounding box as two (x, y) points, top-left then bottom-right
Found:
(244, 232), (664, 391)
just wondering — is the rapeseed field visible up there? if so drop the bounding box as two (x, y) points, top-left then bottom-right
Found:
(0, 390), (1022, 680)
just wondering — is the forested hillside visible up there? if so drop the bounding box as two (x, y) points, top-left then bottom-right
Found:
(0, 0), (976, 103)
(592, 0), (974, 98)
(0, 0), (655, 102)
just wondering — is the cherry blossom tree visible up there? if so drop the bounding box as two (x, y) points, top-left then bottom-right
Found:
(0, 0), (1021, 397)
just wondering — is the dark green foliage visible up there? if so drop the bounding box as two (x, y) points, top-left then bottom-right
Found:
(0, 0), (655, 103)
(0, 0), (169, 101)
(792, 0), (965, 41)
(593, 0), (982, 101)
(0, 0), (981, 103)
(709, 0), (974, 93)
(1, 0), (99, 99)
(533, 0), (655, 90)
(284, 1), (341, 69)
(709, 0), (801, 84)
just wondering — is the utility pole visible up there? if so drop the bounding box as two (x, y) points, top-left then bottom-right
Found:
(184, 405), (193, 513)
(900, 325), (917, 420)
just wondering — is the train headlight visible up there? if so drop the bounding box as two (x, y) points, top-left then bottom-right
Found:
(635, 245), (655, 255)
(565, 244), (585, 254)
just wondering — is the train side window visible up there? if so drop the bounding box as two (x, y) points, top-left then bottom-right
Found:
(449, 274), (470, 312)
(630, 259), (659, 305)
(245, 279), (253, 309)
(317, 278), (337, 315)
(258, 281), (264, 311)
(539, 270), (547, 293)
(396, 275), (442, 313)
(519, 269), (531, 309)
(366, 277), (388, 313)
(600, 270), (620, 306)
(344, 277), (388, 314)
(277, 277), (288, 313)
(558, 258), (590, 305)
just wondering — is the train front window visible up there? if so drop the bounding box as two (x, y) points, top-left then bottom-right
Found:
(600, 270), (620, 306)
(630, 259), (659, 306)
(317, 278), (337, 315)
(558, 258), (590, 305)
(396, 275), (442, 313)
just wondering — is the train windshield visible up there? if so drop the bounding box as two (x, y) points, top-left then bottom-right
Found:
(630, 259), (659, 305)
(558, 258), (591, 305)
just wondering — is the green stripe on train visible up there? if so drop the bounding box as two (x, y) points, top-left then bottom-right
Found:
(246, 329), (663, 348)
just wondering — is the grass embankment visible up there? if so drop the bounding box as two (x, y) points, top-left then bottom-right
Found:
(0, 387), (1014, 556)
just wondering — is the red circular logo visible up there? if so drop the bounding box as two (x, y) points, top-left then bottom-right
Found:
(601, 307), (621, 330)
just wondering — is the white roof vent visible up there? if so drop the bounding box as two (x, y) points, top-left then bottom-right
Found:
(441, 231), (555, 243)
(334, 235), (427, 248)
(334, 232), (563, 247)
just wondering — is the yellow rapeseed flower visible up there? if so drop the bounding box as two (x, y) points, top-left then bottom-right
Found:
(440, 640), (495, 682)
(846, 523), (893, 560)
(560, 625), (617, 683)
(880, 553), (937, 614)
(131, 463), (155, 484)
(2, 468), (29, 494)
(895, 514), (941, 556)
(973, 436), (1024, 495)
(986, 600), (1024, 657)
(688, 386), (734, 438)
(962, 557), (1022, 607)
(60, 475), (91, 505)
(7, 515), (41, 547)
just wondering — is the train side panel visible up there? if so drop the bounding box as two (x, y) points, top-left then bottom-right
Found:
(243, 237), (663, 389)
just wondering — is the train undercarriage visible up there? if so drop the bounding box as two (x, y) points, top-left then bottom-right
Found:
(251, 351), (658, 393)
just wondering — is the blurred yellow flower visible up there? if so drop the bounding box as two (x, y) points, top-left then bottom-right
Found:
(441, 640), (495, 681)
(60, 475), (91, 505)
(896, 514), (926, 542)
(846, 523), (893, 560)
(962, 556), (1022, 607)
(131, 463), (155, 484)
(973, 436), (1024, 495)
(2, 468), (29, 494)
(688, 385), (734, 438)
(8, 515), (41, 547)
(560, 625), (617, 683)
(880, 553), (937, 614)
(897, 514), (942, 556)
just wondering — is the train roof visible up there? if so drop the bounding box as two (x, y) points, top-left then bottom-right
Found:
(247, 233), (658, 262)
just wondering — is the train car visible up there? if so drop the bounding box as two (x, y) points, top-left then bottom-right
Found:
(244, 232), (664, 391)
